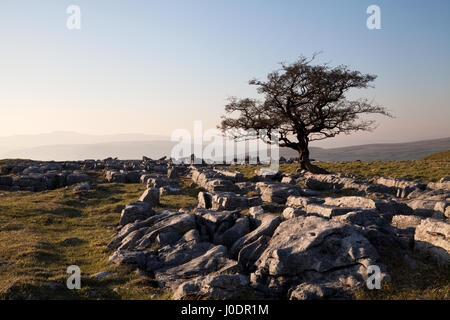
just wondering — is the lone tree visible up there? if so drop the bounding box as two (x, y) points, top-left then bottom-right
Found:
(219, 55), (392, 173)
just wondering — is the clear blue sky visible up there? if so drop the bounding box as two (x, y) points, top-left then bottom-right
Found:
(0, 0), (449, 147)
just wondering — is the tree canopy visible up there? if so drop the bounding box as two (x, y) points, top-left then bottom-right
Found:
(219, 55), (392, 172)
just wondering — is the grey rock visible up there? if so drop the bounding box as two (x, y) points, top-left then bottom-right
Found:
(306, 203), (353, 218)
(0, 175), (13, 186)
(282, 207), (306, 220)
(427, 177), (450, 191)
(289, 283), (338, 300)
(213, 168), (245, 182)
(23, 166), (43, 175)
(108, 210), (175, 249)
(159, 186), (184, 196)
(214, 217), (250, 248)
(147, 241), (215, 272)
(254, 216), (380, 298)
(138, 188), (160, 207)
(125, 171), (141, 183)
(324, 196), (412, 215)
(173, 274), (250, 300)
(66, 173), (89, 186)
(105, 170), (126, 183)
(156, 232), (182, 246)
(108, 249), (151, 269)
(74, 182), (90, 192)
(167, 167), (178, 179)
(391, 215), (424, 230)
(155, 245), (228, 283)
(257, 216), (378, 275)
(281, 176), (296, 184)
(119, 201), (155, 226)
(286, 195), (324, 209)
(254, 168), (281, 181)
(235, 182), (256, 194)
(377, 177), (425, 198)
(248, 205), (265, 219)
(211, 192), (259, 211)
(333, 210), (411, 252)
(258, 182), (302, 204)
(230, 214), (281, 258)
(147, 177), (170, 189)
(204, 179), (238, 193)
(197, 191), (213, 209)
(407, 199), (444, 217)
(136, 213), (196, 248)
(414, 218), (450, 265)
(238, 235), (271, 271)
(403, 255), (418, 270)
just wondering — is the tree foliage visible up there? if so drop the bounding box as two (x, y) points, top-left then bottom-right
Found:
(219, 55), (392, 172)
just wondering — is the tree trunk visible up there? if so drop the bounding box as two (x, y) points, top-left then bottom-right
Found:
(297, 142), (328, 174)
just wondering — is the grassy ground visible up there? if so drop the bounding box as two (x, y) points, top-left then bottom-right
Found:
(1, 159), (449, 300)
(0, 177), (200, 300)
(230, 158), (450, 182)
(423, 149), (450, 161)
(354, 250), (450, 300)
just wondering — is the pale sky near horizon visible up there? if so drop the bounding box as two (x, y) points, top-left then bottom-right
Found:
(0, 0), (449, 148)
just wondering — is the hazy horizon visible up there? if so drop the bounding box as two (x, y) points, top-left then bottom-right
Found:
(1, 130), (450, 147)
(1, 131), (449, 161)
(1, 0), (449, 149)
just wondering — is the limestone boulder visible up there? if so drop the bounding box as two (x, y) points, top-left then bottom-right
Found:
(119, 201), (155, 226)
(414, 218), (450, 265)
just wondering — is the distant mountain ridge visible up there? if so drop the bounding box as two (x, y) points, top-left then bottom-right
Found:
(0, 131), (167, 153)
(281, 137), (450, 161)
(0, 140), (179, 161)
(0, 134), (449, 162)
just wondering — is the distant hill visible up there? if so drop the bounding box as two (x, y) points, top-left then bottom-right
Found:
(280, 137), (450, 161)
(0, 140), (180, 161)
(422, 149), (450, 161)
(0, 131), (167, 154)
(1, 135), (449, 162)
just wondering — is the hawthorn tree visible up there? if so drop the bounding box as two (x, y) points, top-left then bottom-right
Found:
(219, 55), (392, 173)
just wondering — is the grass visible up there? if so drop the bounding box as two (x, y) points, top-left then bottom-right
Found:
(0, 169), (202, 300)
(422, 149), (450, 161)
(0, 182), (173, 300)
(353, 249), (450, 300)
(313, 160), (450, 182)
(229, 158), (450, 182)
(1, 158), (449, 300)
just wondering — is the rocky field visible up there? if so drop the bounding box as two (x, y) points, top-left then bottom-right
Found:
(0, 157), (449, 300)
